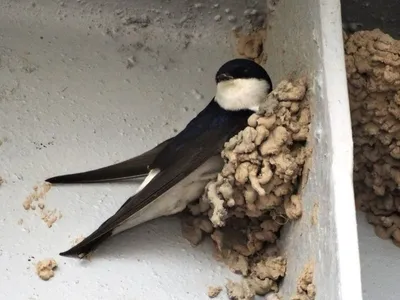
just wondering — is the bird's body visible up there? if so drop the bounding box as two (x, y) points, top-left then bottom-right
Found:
(46, 58), (273, 258)
(112, 155), (222, 235)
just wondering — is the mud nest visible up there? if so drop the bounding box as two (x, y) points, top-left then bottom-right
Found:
(345, 29), (400, 247)
(181, 77), (312, 299)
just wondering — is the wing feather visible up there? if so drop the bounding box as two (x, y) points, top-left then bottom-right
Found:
(46, 138), (172, 184)
(60, 100), (252, 257)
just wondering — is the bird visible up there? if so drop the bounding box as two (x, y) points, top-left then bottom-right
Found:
(45, 58), (273, 258)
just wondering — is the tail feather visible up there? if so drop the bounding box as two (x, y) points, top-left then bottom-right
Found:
(60, 231), (113, 258)
(46, 158), (148, 184)
(46, 138), (173, 184)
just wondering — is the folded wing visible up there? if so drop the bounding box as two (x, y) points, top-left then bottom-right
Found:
(45, 138), (172, 184)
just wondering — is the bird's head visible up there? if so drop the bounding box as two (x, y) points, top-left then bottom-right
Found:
(214, 58), (272, 112)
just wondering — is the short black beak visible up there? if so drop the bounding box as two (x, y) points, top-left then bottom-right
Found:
(216, 73), (233, 82)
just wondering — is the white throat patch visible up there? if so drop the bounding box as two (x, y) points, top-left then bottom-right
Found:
(215, 78), (270, 112)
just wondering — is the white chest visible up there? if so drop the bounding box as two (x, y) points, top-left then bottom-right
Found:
(215, 78), (269, 111)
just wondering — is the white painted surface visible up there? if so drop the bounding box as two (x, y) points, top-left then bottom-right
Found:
(318, 1), (363, 299)
(357, 212), (400, 300)
(0, 0), (262, 299)
(264, 0), (362, 299)
(1, 0), (384, 299)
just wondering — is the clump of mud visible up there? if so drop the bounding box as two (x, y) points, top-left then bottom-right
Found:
(182, 77), (312, 299)
(291, 262), (316, 300)
(36, 258), (58, 281)
(234, 29), (267, 64)
(345, 29), (400, 247)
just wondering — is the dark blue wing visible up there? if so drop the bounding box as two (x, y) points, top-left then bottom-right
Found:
(60, 99), (252, 257)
